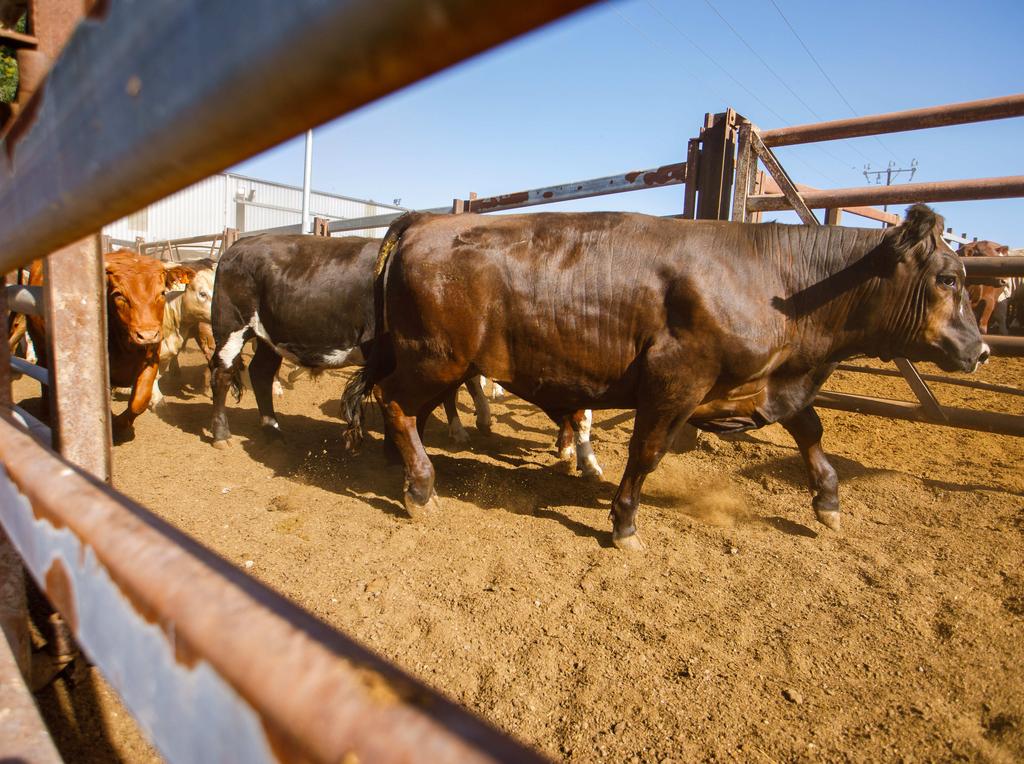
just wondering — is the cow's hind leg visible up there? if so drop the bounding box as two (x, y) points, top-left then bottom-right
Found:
(249, 341), (284, 440)
(465, 376), (492, 435)
(442, 389), (471, 444)
(781, 406), (840, 531)
(377, 376), (452, 520)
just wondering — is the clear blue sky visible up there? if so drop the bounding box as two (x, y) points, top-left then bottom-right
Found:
(235, 0), (1024, 246)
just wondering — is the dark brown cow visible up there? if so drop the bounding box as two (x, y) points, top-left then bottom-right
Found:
(28, 251), (194, 441)
(959, 240), (1011, 335)
(341, 205), (987, 550)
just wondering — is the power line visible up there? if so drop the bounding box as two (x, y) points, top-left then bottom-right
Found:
(766, 0), (901, 162)
(635, 1), (851, 183)
(703, 0), (824, 122)
(701, 0), (871, 168)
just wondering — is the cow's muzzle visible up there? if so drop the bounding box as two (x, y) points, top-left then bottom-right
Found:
(132, 328), (161, 345)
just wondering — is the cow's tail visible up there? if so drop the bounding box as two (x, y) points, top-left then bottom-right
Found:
(339, 212), (419, 452)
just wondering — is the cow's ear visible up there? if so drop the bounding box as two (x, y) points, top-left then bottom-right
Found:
(886, 203), (944, 265)
(164, 265), (195, 290)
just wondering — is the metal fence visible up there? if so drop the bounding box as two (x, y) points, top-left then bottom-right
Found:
(726, 95), (1024, 436)
(0, 0), (598, 760)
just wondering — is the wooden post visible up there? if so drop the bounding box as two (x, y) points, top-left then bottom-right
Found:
(824, 208), (842, 225)
(696, 109), (738, 221)
(311, 216), (331, 236)
(42, 235), (112, 482)
(683, 138), (700, 219)
(730, 120), (756, 222)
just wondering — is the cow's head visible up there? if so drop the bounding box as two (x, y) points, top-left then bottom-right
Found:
(105, 251), (195, 346)
(180, 265), (216, 325)
(866, 205), (987, 372)
(959, 240), (1009, 258)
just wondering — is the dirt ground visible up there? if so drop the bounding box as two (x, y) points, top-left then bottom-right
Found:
(14, 347), (1024, 763)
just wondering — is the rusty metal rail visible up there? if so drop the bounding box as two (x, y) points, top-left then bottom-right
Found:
(761, 93), (1024, 147)
(962, 256), (1024, 278)
(814, 391), (1024, 437)
(0, 418), (547, 763)
(747, 175), (1024, 212)
(0, 0), (596, 274)
(464, 162), (688, 213)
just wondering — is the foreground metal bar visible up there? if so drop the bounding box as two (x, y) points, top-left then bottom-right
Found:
(962, 256), (1024, 277)
(835, 364), (1024, 398)
(0, 0), (596, 273)
(465, 162), (688, 213)
(42, 236), (112, 481)
(0, 605), (62, 763)
(814, 391), (1024, 437)
(0, 418), (546, 764)
(761, 93), (1024, 147)
(747, 175), (1024, 212)
(4, 284), (45, 316)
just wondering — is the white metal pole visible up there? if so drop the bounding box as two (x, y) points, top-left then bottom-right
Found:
(301, 129), (313, 234)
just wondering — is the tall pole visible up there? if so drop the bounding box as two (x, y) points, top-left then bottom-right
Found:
(301, 129), (313, 234)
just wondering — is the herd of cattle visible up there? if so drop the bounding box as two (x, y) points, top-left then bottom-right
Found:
(6, 204), (1012, 549)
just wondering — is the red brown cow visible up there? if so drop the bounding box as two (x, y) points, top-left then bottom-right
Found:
(27, 251), (193, 441)
(341, 205), (986, 551)
(960, 240), (1010, 335)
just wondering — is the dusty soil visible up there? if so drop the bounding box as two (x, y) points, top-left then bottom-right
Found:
(14, 348), (1024, 763)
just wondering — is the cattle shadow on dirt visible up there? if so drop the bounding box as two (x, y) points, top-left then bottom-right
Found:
(921, 477), (1024, 497)
(738, 451), (893, 489)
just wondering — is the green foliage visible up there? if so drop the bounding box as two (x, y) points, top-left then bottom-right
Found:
(0, 14), (26, 104)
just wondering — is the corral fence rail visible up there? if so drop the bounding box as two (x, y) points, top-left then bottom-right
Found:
(0, 0), (600, 761)
(243, 95), (1024, 439)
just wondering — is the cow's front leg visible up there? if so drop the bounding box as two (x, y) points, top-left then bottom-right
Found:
(780, 406), (840, 531)
(112, 361), (159, 442)
(612, 405), (692, 551)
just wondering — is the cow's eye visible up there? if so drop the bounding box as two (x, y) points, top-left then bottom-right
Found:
(936, 274), (957, 288)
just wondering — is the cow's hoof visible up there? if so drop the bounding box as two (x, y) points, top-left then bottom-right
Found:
(612, 533), (645, 552)
(448, 426), (471, 445)
(815, 510), (841, 532)
(580, 456), (604, 480)
(404, 491), (440, 521)
(112, 427), (135, 445)
(475, 420), (492, 436)
(261, 426), (285, 443)
(212, 438), (232, 451)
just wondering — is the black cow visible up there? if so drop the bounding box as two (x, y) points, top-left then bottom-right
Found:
(341, 205), (987, 550)
(208, 234), (602, 474)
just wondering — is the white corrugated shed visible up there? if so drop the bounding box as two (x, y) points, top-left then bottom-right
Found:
(103, 173), (404, 242)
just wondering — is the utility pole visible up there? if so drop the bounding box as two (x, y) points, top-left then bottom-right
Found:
(863, 159), (918, 212)
(301, 129), (313, 234)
